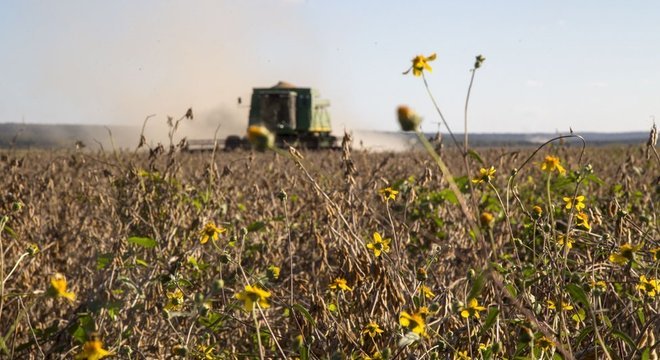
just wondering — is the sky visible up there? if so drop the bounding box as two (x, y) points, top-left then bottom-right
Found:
(1, 0), (659, 136)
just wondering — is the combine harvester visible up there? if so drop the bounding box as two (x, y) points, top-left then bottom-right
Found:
(185, 81), (337, 151)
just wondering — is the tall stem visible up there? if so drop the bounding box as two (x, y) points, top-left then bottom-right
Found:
(464, 69), (477, 154)
(422, 74), (463, 155)
(284, 198), (294, 307)
(252, 309), (265, 360)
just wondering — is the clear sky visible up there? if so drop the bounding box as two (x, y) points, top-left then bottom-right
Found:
(1, 0), (658, 135)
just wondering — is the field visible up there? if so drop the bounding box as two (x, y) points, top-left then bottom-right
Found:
(0, 139), (658, 359)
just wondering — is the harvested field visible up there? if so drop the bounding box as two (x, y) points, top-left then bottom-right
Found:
(0, 142), (658, 359)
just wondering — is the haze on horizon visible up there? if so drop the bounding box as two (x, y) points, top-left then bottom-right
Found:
(1, 0), (659, 138)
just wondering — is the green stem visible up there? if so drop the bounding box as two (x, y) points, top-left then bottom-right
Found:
(464, 69), (477, 154)
(422, 73), (463, 154)
(284, 197), (294, 307)
(416, 131), (477, 232)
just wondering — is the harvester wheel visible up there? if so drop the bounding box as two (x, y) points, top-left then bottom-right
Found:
(225, 136), (242, 151)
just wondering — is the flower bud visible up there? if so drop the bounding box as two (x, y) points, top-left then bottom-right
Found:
(26, 243), (40, 256)
(416, 268), (428, 281)
(212, 279), (224, 292)
(171, 345), (188, 357)
(397, 105), (422, 132)
(429, 302), (441, 313)
(474, 54), (486, 69)
(267, 265), (281, 281)
(519, 326), (534, 344)
(12, 201), (24, 212)
(480, 212), (495, 228)
(467, 268), (476, 281)
(219, 252), (231, 264)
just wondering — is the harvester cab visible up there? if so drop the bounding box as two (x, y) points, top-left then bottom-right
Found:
(186, 81), (336, 151)
(247, 81), (336, 149)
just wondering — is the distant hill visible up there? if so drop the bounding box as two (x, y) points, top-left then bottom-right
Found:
(351, 130), (649, 151)
(0, 123), (650, 151)
(0, 123), (139, 150)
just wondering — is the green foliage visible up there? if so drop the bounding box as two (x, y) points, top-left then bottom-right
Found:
(127, 236), (157, 248)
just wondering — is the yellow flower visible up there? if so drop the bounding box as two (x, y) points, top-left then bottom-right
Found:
(26, 243), (40, 256)
(571, 308), (586, 324)
(575, 212), (591, 231)
(636, 275), (659, 298)
(199, 222), (226, 244)
(404, 53), (437, 77)
(460, 298), (487, 319)
(419, 285), (435, 299)
(75, 337), (114, 360)
(196, 344), (216, 359)
(49, 273), (76, 302)
(609, 243), (640, 265)
(267, 265), (281, 281)
(164, 288), (184, 311)
(472, 166), (496, 184)
(535, 336), (555, 350)
(362, 321), (384, 337)
(399, 310), (426, 335)
(396, 105), (422, 131)
(480, 212), (494, 228)
(367, 232), (391, 257)
(246, 125), (274, 151)
(590, 280), (607, 293)
(557, 235), (573, 249)
(235, 284), (271, 312)
(293, 334), (304, 348)
(329, 277), (353, 292)
(362, 351), (384, 360)
(417, 306), (431, 317)
(378, 187), (399, 201)
(531, 205), (543, 220)
(455, 350), (471, 360)
(547, 299), (573, 311)
(541, 155), (566, 175)
(650, 248), (660, 262)
(563, 195), (586, 212)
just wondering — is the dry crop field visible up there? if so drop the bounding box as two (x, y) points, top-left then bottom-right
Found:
(0, 139), (658, 359)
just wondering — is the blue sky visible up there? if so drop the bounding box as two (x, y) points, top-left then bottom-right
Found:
(1, 1), (658, 134)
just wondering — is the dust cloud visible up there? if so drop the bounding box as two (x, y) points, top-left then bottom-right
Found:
(2, 1), (321, 148)
(134, 104), (248, 149)
(348, 130), (419, 152)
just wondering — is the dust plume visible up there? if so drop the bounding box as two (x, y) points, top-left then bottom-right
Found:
(1, 1), (324, 147)
(350, 130), (419, 152)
